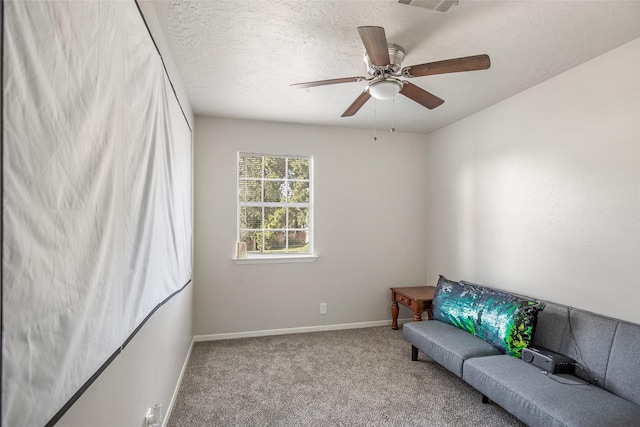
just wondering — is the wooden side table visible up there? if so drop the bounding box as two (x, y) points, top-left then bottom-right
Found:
(390, 286), (436, 330)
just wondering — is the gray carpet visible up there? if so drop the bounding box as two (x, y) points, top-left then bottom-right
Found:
(168, 326), (525, 426)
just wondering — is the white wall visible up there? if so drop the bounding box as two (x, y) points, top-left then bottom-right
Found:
(425, 38), (640, 323)
(194, 118), (429, 335)
(56, 4), (194, 426)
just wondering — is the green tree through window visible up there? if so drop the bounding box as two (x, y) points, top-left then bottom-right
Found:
(238, 153), (312, 254)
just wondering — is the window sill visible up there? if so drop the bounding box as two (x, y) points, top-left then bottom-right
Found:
(232, 254), (319, 265)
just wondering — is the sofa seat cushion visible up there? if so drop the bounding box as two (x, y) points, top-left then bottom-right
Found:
(463, 354), (640, 427)
(403, 320), (502, 378)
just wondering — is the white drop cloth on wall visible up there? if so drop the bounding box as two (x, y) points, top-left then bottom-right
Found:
(1, 2), (192, 426)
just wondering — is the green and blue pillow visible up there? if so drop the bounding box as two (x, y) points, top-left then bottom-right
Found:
(432, 276), (545, 358)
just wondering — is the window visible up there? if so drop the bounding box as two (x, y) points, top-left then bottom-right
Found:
(237, 153), (313, 257)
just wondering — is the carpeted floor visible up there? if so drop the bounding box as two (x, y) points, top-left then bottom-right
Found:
(168, 325), (525, 426)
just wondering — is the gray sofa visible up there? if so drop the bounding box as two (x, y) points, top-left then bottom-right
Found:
(403, 295), (640, 426)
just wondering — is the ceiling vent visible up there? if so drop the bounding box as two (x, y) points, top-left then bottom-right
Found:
(398, 0), (459, 13)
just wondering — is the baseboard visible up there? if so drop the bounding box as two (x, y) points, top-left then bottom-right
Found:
(163, 336), (195, 427)
(194, 318), (414, 342)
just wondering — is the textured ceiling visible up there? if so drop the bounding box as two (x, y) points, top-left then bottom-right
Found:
(149, 0), (640, 134)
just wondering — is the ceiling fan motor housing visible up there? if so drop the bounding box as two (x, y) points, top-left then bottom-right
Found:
(364, 43), (405, 76)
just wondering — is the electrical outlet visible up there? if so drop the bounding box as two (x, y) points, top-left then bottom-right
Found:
(320, 303), (327, 315)
(145, 404), (162, 427)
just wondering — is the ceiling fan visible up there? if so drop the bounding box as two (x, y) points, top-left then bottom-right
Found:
(291, 26), (491, 117)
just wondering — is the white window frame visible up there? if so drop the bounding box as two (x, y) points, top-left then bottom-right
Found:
(234, 152), (317, 264)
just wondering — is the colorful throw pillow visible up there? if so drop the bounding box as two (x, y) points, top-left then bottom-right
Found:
(432, 276), (545, 357)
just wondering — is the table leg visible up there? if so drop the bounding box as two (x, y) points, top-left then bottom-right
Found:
(391, 300), (399, 330)
(412, 301), (423, 322)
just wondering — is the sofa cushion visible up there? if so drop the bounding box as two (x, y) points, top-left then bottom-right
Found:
(530, 301), (569, 352)
(432, 276), (545, 357)
(534, 302), (619, 388)
(605, 322), (640, 407)
(403, 319), (501, 378)
(464, 354), (640, 427)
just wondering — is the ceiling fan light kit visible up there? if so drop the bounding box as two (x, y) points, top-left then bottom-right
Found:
(368, 79), (403, 100)
(291, 25), (490, 119)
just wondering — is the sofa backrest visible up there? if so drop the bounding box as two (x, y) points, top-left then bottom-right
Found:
(532, 301), (640, 407)
(605, 322), (640, 407)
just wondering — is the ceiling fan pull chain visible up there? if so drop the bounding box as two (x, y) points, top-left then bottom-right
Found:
(391, 95), (396, 133)
(372, 99), (378, 142)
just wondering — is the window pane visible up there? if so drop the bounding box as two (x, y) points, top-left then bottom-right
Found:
(239, 155), (262, 178)
(240, 207), (262, 229)
(288, 231), (309, 252)
(241, 230), (262, 252)
(239, 179), (262, 202)
(264, 180), (285, 203)
(287, 158), (309, 180)
(288, 207), (308, 229)
(289, 181), (309, 203)
(264, 207), (286, 229)
(264, 157), (286, 179)
(264, 230), (286, 252)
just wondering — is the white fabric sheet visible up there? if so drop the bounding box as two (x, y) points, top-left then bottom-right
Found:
(2, 2), (192, 426)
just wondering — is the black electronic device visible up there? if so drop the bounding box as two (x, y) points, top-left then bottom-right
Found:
(521, 347), (576, 374)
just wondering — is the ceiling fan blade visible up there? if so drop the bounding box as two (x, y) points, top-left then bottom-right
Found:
(341, 91), (372, 117)
(291, 76), (367, 89)
(399, 82), (444, 110)
(357, 26), (390, 66)
(403, 54), (491, 78)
